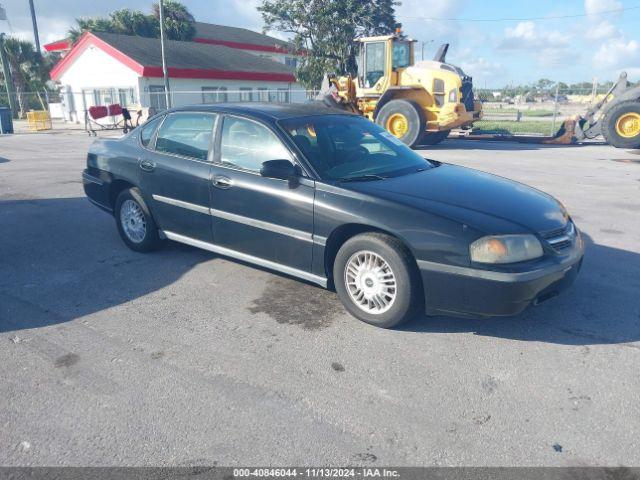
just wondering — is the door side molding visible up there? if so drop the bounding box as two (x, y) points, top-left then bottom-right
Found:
(161, 230), (327, 287)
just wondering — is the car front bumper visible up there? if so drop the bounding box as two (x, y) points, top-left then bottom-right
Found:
(417, 238), (585, 318)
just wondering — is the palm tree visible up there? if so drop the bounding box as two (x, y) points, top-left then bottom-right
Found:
(68, 2), (196, 44)
(1, 37), (39, 118)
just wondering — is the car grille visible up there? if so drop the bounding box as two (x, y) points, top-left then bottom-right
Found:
(541, 222), (576, 252)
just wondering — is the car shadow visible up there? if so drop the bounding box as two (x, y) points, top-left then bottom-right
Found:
(1, 197), (639, 347)
(0, 197), (212, 334)
(400, 234), (640, 346)
(416, 139), (606, 151)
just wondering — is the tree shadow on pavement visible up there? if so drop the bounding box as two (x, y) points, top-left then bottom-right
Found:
(401, 233), (640, 346)
(1, 197), (639, 348)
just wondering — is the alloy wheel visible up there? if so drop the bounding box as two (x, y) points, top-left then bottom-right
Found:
(344, 250), (397, 314)
(120, 199), (147, 243)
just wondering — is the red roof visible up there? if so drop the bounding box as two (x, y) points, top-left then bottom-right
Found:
(44, 39), (71, 52)
(50, 32), (296, 83)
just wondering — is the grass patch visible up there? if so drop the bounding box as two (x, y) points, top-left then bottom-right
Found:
(483, 108), (557, 117)
(472, 120), (558, 136)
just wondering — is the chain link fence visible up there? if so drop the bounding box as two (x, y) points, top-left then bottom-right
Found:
(473, 85), (610, 136)
(0, 83), (610, 137)
(0, 87), (322, 133)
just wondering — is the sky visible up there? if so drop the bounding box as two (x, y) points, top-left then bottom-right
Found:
(1, 0), (639, 87)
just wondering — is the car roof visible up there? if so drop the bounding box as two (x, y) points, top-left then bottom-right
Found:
(170, 102), (357, 122)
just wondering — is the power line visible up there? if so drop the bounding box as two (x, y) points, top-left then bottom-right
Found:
(399, 4), (640, 22)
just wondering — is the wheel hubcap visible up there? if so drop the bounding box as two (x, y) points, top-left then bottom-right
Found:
(120, 199), (146, 243)
(386, 113), (409, 138)
(615, 112), (640, 138)
(344, 250), (397, 314)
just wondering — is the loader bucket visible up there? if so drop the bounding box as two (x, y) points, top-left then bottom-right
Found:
(540, 119), (577, 145)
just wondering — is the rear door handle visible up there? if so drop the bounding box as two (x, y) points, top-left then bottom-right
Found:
(139, 159), (156, 172)
(212, 175), (232, 189)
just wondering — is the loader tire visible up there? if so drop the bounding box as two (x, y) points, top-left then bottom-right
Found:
(375, 99), (426, 148)
(421, 130), (450, 146)
(601, 100), (640, 149)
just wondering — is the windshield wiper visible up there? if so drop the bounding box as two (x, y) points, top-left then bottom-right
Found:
(337, 174), (387, 182)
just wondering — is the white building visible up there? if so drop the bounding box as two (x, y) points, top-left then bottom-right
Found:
(49, 28), (306, 123)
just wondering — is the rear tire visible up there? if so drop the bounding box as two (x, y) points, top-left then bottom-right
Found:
(421, 130), (450, 146)
(601, 100), (640, 149)
(333, 233), (422, 329)
(115, 188), (161, 252)
(375, 99), (426, 148)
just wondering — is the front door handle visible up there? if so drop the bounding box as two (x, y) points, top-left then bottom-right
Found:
(212, 175), (232, 189)
(139, 159), (156, 172)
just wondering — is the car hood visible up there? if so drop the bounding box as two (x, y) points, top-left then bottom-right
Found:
(348, 164), (568, 233)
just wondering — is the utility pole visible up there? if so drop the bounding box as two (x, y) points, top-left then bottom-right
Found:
(552, 82), (560, 134)
(28, 0), (41, 56)
(158, 0), (171, 109)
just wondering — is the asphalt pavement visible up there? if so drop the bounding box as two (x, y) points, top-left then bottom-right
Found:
(1, 132), (639, 466)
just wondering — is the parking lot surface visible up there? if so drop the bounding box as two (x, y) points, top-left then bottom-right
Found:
(1, 132), (639, 466)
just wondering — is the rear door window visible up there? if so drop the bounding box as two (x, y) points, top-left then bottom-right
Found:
(154, 113), (217, 161)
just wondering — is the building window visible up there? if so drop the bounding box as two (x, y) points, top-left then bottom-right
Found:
(239, 88), (253, 102)
(277, 89), (289, 103)
(118, 88), (136, 106)
(257, 88), (269, 102)
(91, 88), (115, 106)
(148, 85), (167, 111)
(285, 56), (297, 68)
(202, 87), (228, 103)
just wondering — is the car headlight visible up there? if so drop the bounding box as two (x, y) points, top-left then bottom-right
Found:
(470, 234), (543, 264)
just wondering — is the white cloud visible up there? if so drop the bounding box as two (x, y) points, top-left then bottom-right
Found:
(502, 21), (569, 48)
(396, 0), (468, 45)
(498, 21), (572, 67)
(594, 38), (640, 68)
(586, 20), (619, 40)
(584, 0), (622, 16)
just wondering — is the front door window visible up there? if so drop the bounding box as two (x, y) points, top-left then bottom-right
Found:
(364, 42), (386, 88)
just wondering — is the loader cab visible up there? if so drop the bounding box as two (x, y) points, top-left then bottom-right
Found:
(356, 34), (415, 98)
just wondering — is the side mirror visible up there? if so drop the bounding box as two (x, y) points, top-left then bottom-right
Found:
(260, 159), (299, 180)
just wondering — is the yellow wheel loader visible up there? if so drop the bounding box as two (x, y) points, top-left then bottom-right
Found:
(575, 72), (640, 149)
(323, 31), (482, 147)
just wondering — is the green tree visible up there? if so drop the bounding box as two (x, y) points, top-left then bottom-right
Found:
(109, 9), (158, 37)
(259, 0), (399, 89)
(152, 1), (196, 41)
(0, 36), (40, 117)
(68, 1), (195, 43)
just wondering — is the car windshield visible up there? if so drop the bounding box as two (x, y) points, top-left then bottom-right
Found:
(279, 115), (434, 181)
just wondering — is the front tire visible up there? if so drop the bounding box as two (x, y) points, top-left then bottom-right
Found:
(115, 188), (161, 252)
(375, 99), (426, 148)
(601, 100), (640, 149)
(333, 233), (422, 328)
